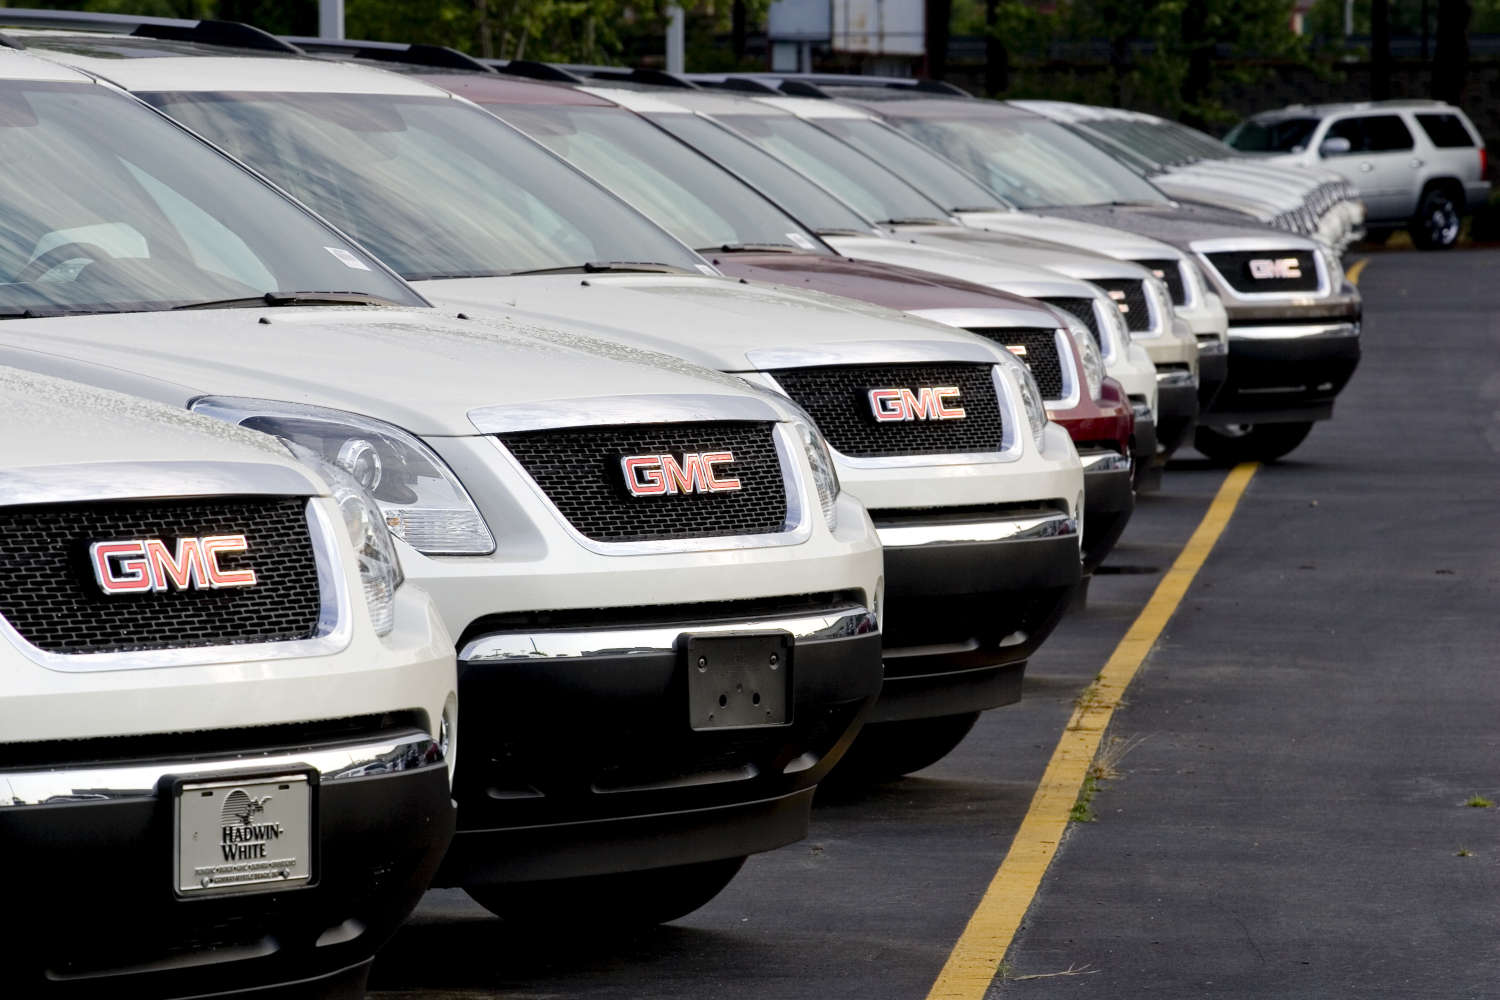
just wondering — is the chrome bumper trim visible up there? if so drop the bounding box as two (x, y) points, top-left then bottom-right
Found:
(1227, 321), (1360, 341)
(460, 604), (878, 662)
(876, 511), (1078, 548)
(0, 730), (443, 809)
(1155, 370), (1198, 388)
(1197, 338), (1228, 355)
(1079, 451), (1133, 474)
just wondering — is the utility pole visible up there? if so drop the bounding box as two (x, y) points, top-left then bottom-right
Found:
(1371, 0), (1391, 100)
(925, 0), (952, 79)
(1432, 0), (1473, 105)
(318, 0), (344, 39)
(666, 5), (685, 73)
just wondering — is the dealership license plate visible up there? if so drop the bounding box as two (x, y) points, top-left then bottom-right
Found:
(175, 773), (313, 897)
(685, 631), (792, 731)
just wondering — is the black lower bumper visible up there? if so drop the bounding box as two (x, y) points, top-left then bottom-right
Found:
(1206, 327), (1362, 425)
(1154, 373), (1201, 460)
(1197, 345), (1229, 412)
(876, 530), (1080, 723)
(441, 623), (883, 887)
(2, 763), (453, 998)
(1082, 465), (1135, 574)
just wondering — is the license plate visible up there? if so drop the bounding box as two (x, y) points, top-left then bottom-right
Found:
(175, 773), (313, 897)
(685, 631), (792, 731)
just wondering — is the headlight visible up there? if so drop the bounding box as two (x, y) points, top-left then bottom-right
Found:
(1141, 276), (1174, 337)
(791, 419), (840, 531)
(1009, 363), (1048, 443)
(1065, 321), (1105, 401)
(193, 397), (496, 555)
(1177, 256), (1203, 305)
(291, 443), (404, 635)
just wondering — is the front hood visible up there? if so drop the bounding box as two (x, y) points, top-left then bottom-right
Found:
(1033, 204), (1315, 253)
(958, 210), (1180, 260)
(891, 225), (1155, 282)
(0, 366), (303, 474)
(822, 235), (1100, 301)
(416, 272), (1007, 371)
(701, 251), (1061, 327)
(1151, 177), (1283, 219)
(0, 307), (762, 436)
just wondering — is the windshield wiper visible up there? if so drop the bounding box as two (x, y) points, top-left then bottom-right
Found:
(814, 228), (878, 238)
(699, 243), (804, 254)
(508, 261), (693, 276)
(173, 291), (405, 311)
(876, 217), (953, 226)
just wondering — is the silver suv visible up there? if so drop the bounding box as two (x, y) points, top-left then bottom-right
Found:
(1227, 100), (1490, 250)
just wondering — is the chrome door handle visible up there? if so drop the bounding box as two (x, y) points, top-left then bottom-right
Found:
(1359, 162), (1375, 172)
(1411, 158), (1425, 168)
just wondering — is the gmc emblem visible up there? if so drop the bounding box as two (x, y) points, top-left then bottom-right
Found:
(868, 386), (966, 422)
(90, 535), (257, 595)
(622, 452), (742, 497)
(1248, 257), (1302, 280)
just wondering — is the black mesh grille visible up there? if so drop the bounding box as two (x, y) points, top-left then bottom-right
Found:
(499, 421), (787, 543)
(1042, 297), (1101, 348)
(1205, 250), (1320, 293)
(770, 363), (1004, 458)
(1091, 278), (1150, 332)
(1134, 258), (1185, 304)
(0, 497), (321, 655)
(966, 328), (1066, 401)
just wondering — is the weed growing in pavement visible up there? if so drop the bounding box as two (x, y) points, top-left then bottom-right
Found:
(1070, 774), (1100, 823)
(1457, 847), (1474, 857)
(1464, 795), (1494, 808)
(1069, 735), (1150, 824)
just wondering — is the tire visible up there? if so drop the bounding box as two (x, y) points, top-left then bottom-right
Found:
(1194, 421), (1314, 464)
(1410, 187), (1461, 250)
(465, 856), (747, 929)
(833, 712), (981, 782)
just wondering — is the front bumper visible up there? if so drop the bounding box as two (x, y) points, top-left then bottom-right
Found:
(1154, 367), (1201, 459)
(873, 509), (1081, 723)
(1080, 451), (1135, 573)
(440, 602), (883, 887)
(1197, 338), (1230, 412)
(1206, 322), (1362, 426)
(1, 730), (453, 998)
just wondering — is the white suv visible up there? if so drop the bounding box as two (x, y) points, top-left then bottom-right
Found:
(0, 46), (884, 927)
(0, 367), (455, 996)
(1228, 100), (1491, 250)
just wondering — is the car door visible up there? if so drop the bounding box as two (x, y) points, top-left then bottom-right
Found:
(1318, 115), (1419, 222)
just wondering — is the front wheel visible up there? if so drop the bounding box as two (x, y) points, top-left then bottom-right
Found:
(465, 856), (748, 929)
(1410, 188), (1461, 250)
(1194, 421), (1314, 464)
(832, 711), (981, 782)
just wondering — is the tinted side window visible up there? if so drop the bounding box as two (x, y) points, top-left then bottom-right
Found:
(1415, 113), (1476, 148)
(1364, 115), (1414, 151)
(1324, 117), (1365, 152)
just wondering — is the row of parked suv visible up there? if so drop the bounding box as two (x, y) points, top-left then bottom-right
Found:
(0, 10), (1367, 997)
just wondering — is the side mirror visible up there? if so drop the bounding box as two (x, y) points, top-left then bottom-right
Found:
(1319, 136), (1353, 157)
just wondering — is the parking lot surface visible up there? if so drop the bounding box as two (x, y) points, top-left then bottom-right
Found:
(369, 249), (1499, 999)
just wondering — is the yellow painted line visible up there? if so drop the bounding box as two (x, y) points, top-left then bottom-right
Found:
(1345, 257), (1370, 285)
(925, 462), (1259, 1000)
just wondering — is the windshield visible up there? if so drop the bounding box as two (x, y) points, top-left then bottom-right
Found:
(144, 91), (703, 280)
(810, 117), (1008, 212)
(646, 113), (876, 235)
(0, 80), (419, 317)
(712, 112), (951, 224)
(887, 115), (1172, 210)
(489, 104), (827, 254)
(1224, 117), (1320, 153)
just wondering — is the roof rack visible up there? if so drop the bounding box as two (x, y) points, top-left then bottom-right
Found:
(0, 7), (299, 53)
(554, 64), (700, 89)
(707, 76), (782, 95)
(770, 73), (971, 97)
(485, 58), (588, 83)
(282, 36), (492, 72)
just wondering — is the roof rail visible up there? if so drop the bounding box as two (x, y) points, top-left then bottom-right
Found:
(776, 79), (832, 98)
(769, 72), (971, 97)
(555, 64), (699, 89)
(709, 76), (782, 95)
(283, 36), (492, 72)
(486, 58), (588, 83)
(0, 8), (299, 53)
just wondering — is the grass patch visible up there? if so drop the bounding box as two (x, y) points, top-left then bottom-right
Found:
(1457, 847), (1474, 857)
(1068, 734), (1149, 824)
(1464, 795), (1494, 808)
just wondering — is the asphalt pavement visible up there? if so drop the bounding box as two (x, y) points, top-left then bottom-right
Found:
(369, 248), (1499, 1000)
